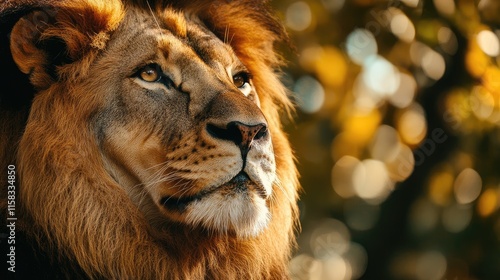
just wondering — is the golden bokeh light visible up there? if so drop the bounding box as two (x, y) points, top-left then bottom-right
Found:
(343, 242), (368, 279)
(299, 45), (348, 89)
(369, 125), (400, 162)
(482, 66), (500, 95)
(409, 41), (430, 67)
(389, 72), (417, 109)
(466, 39), (491, 78)
(314, 47), (348, 88)
(476, 29), (500, 57)
(401, 0), (419, 8)
(384, 144), (414, 182)
(390, 10), (416, 43)
(477, 187), (499, 217)
(286, 1), (312, 32)
(331, 156), (360, 198)
(421, 49), (446, 80)
(310, 219), (351, 256)
(428, 169), (455, 206)
(454, 168), (482, 204)
(321, 254), (350, 280)
(437, 27), (458, 55)
(288, 254), (322, 279)
(341, 109), (381, 145)
(433, 0), (456, 17)
(470, 85), (495, 121)
(352, 159), (393, 203)
(397, 103), (427, 146)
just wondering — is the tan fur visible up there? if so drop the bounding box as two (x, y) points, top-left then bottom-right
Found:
(1, 0), (299, 279)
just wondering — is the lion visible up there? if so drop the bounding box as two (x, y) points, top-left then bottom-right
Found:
(0, 0), (300, 279)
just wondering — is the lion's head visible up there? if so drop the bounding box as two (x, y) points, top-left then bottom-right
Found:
(0, 0), (299, 278)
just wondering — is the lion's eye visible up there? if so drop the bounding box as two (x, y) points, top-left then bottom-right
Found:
(233, 72), (252, 96)
(233, 72), (250, 88)
(139, 64), (161, 82)
(135, 64), (176, 89)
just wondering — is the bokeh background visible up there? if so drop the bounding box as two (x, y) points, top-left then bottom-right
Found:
(269, 0), (500, 279)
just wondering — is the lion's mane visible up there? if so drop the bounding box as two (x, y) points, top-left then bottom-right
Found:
(0, 0), (300, 279)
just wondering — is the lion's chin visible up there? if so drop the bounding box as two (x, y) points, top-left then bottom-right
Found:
(158, 172), (272, 238)
(185, 192), (271, 238)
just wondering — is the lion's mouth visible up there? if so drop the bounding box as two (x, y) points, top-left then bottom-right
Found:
(160, 172), (267, 212)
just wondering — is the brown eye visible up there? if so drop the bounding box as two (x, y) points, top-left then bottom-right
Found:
(233, 72), (250, 88)
(139, 64), (161, 82)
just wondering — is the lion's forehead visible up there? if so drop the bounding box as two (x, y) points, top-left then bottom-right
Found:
(113, 8), (237, 76)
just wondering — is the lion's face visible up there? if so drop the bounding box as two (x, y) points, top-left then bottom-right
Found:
(90, 10), (275, 237)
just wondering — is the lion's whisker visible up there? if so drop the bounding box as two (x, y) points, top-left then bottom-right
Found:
(272, 177), (295, 206)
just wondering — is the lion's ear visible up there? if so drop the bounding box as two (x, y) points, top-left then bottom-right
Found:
(8, 0), (124, 90)
(10, 10), (58, 90)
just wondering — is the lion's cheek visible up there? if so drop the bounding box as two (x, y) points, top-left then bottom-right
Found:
(185, 192), (271, 238)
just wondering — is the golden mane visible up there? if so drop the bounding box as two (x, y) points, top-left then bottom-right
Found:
(0, 0), (300, 278)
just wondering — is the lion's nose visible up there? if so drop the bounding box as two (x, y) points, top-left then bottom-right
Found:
(207, 121), (268, 154)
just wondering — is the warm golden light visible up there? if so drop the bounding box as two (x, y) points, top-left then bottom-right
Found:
(352, 159), (393, 203)
(454, 168), (482, 204)
(470, 86), (495, 120)
(389, 72), (417, 109)
(433, 0), (455, 16)
(428, 170), (454, 206)
(438, 27), (458, 55)
(369, 125), (400, 162)
(482, 66), (500, 94)
(384, 144), (414, 182)
(477, 188), (499, 217)
(401, 0), (419, 8)
(314, 46), (348, 88)
(310, 219), (351, 256)
(390, 11), (416, 43)
(477, 29), (500, 57)
(421, 49), (446, 80)
(332, 156), (360, 198)
(397, 103), (427, 146)
(342, 109), (382, 145)
(466, 40), (491, 78)
(286, 2), (312, 31)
